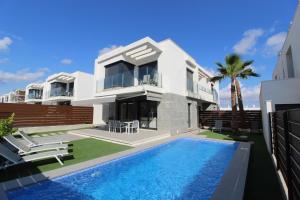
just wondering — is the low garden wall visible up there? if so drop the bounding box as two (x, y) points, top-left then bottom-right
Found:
(0, 103), (93, 127)
(199, 110), (262, 129)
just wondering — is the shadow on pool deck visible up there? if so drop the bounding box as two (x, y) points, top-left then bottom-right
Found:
(200, 131), (285, 200)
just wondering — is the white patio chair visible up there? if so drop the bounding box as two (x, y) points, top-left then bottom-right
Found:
(212, 120), (223, 133)
(126, 120), (139, 134)
(108, 120), (114, 132)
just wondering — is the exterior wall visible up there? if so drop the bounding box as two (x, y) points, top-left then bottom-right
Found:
(260, 2), (300, 153)
(157, 93), (198, 134)
(260, 79), (300, 152)
(273, 3), (300, 80)
(72, 71), (94, 101)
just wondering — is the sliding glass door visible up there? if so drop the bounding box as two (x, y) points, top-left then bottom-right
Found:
(117, 100), (157, 130)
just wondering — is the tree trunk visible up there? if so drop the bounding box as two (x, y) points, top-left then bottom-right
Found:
(231, 78), (238, 131)
(235, 79), (245, 128)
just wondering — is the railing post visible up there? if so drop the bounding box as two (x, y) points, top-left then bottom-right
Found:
(283, 111), (293, 200)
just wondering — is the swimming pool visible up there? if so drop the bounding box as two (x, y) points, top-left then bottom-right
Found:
(8, 138), (238, 200)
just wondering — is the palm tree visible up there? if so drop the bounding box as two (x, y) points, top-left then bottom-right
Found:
(210, 54), (259, 129)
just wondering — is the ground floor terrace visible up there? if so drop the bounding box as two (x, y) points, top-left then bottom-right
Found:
(92, 92), (217, 134)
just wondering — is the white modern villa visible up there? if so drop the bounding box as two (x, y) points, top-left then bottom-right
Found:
(25, 83), (44, 104)
(25, 71), (94, 105)
(0, 89), (25, 104)
(74, 37), (220, 134)
(260, 2), (300, 152)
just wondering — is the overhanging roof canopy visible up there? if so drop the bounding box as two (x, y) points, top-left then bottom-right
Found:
(47, 73), (75, 82)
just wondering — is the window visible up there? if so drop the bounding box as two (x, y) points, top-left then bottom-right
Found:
(69, 82), (74, 96)
(104, 61), (134, 89)
(138, 61), (158, 85)
(28, 89), (43, 99)
(186, 69), (194, 92)
(50, 82), (67, 96)
(286, 46), (295, 78)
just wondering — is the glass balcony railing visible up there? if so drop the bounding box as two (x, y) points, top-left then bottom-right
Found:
(187, 81), (218, 103)
(138, 73), (162, 87)
(50, 88), (73, 97)
(96, 73), (162, 93)
(27, 94), (42, 99)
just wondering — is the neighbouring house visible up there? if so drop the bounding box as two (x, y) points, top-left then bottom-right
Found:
(74, 37), (220, 134)
(25, 83), (44, 104)
(0, 89), (25, 104)
(260, 2), (300, 152)
(25, 71), (94, 106)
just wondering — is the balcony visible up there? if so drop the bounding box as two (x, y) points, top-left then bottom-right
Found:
(187, 81), (218, 103)
(50, 89), (73, 97)
(27, 94), (42, 100)
(96, 73), (162, 93)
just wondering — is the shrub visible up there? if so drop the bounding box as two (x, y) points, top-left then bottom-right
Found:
(0, 113), (17, 137)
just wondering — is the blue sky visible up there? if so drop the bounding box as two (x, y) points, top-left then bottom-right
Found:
(0, 0), (298, 107)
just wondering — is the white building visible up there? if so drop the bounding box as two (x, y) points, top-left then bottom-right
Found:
(260, 2), (300, 152)
(74, 37), (219, 134)
(25, 83), (44, 104)
(25, 71), (94, 105)
(0, 89), (25, 104)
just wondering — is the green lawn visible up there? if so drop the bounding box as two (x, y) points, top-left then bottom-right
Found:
(1, 138), (131, 182)
(200, 130), (284, 200)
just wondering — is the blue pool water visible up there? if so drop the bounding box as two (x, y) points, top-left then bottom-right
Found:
(8, 138), (238, 200)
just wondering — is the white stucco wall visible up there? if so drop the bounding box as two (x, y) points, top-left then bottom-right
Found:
(260, 78), (300, 152)
(273, 2), (300, 80)
(72, 71), (94, 101)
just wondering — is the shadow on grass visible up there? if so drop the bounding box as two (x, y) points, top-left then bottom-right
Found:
(200, 130), (285, 200)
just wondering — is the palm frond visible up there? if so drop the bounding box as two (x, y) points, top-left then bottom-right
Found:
(209, 75), (224, 83)
(239, 68), (260, 79)
(242, 60), (254, 68)
(216, 62), (225, 68)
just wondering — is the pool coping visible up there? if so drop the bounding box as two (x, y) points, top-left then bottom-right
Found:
(211, 141), (252, 200)
(1, 134), (251, 199)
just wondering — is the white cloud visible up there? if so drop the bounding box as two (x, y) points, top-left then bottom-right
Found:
(60, 58), (72, 65)
(233, 28), (264, 55)
(99, 45), (121, 56)
(0, 68), (48, 83)
(0, 37), (12, 51)
(219, 83), (260, 107)
(264, 32), (287, 56)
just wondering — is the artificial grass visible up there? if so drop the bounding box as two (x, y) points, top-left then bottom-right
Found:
(0, 138), (131, 182)
(200, 130), (284, 200)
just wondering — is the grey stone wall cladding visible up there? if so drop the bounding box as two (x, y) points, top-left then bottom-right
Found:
(157, 93), (198, 134)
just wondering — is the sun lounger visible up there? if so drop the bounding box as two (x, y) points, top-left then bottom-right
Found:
(0, 143), (69, 167)
(18, 130), (69, 147)
(3, 135), (68, 155)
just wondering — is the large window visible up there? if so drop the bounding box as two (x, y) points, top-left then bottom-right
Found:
(50, 82), (67, 96)
(104, 61), (134, 89)
(138, 61), (158, 85)
(28, 89), (43, 99)
(187, 69), (194, 92)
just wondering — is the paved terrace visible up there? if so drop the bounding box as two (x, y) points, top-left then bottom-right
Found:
(69, 128), (171, 146)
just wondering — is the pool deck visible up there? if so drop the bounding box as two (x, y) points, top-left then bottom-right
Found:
(69, 128), (171, 146)
(1, 130), (251, 200)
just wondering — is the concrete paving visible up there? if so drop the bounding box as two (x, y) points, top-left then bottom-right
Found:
(69, 128), (171, 146)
